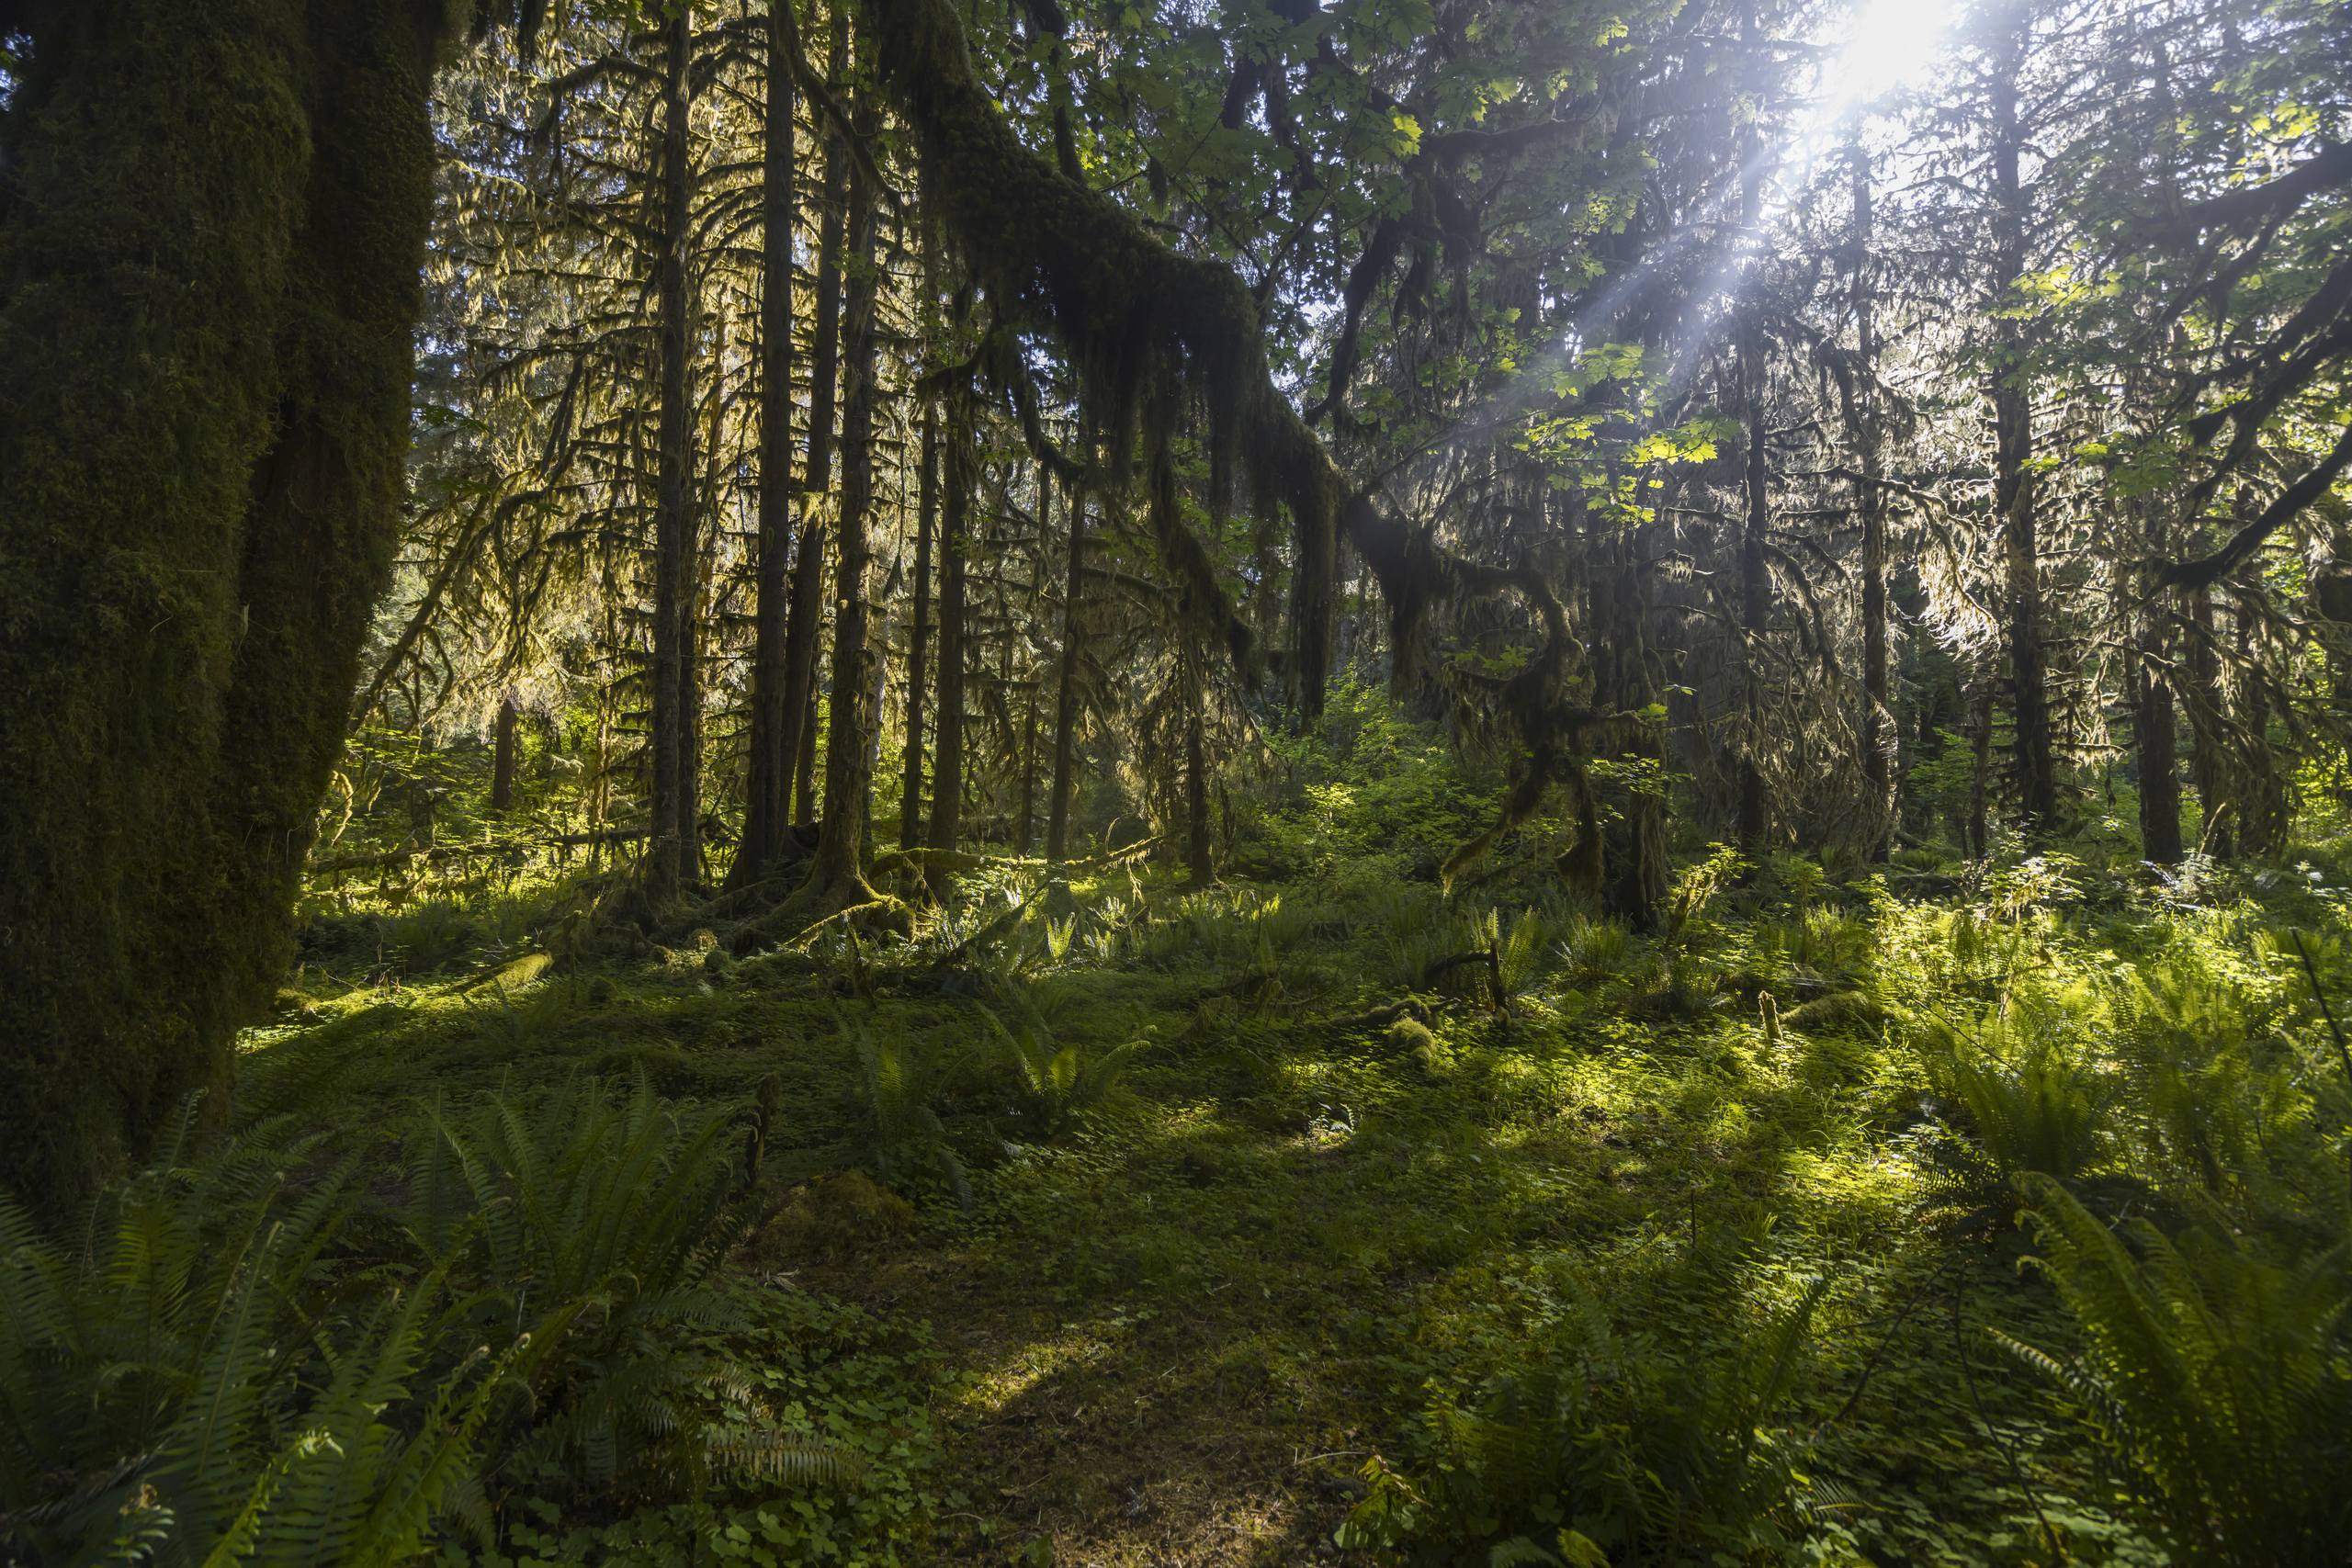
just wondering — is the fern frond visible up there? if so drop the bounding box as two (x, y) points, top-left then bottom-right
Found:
(706, 1429), (868, 1486)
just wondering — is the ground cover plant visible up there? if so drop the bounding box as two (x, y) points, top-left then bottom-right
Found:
(13, 694), (2352, 1562)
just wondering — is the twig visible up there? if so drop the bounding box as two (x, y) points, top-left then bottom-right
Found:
(1951, 1281), (2061, 1560)
(1813, 1254), (1954, 1438)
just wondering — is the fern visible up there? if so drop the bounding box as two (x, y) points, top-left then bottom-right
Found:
(1342, 1273), (1827, 1562)
(983, 998), (1141, 1140)
(0, 1075), (855, 1565)
(853, 1025), (973, 1203)
(1917, 1010), (2109, 1223)
(705, 1429), (868, 1487)
(2009, 1177), (2352, 1566)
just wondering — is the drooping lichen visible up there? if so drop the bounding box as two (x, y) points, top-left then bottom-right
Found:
(860, 0), (1595, 830)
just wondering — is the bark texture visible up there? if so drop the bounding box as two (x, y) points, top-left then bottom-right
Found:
(925, 388), (972, 857)
(899, 405), (938, 849)
(809, 127), (883, 901)
(646, 2), (699, 899)
(733, 0), (801, 887)
(0, 0), (443, 1210)
(1990, 22), (2058, 831)
(1046, 484), (1088, 860)
(490, 691), (520, 813)
(784, 5), (852, 832)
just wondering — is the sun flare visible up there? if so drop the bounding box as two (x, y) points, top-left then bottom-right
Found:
(1819, 0), (1962, 114)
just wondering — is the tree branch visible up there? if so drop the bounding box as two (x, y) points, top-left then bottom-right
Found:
(2160, 421), (2352, 592)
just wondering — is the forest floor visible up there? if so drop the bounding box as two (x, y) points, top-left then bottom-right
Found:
(240, 840), (2290, 1567)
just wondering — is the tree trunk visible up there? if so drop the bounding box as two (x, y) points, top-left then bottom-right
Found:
(1849, 140), (1894, 860)
(681, 507), (711, 886)
(1294, 499), (1334, 724)
(2186, 587), (2233, 857)
(2134, 637), (2183, 866)
(2233, 603), (2288, 859)
(1991, 28), (2058, 832)
(732, 1), (801, 887)
(1967, 671), (1995, 859)
(1016, 693), (1040, 856)
(784, 5), (851, 833)
(1046, 482), (1088, 861)
(926, 389), (972, 856)
(1183, 644), (1215, 888)
(490, 691), (521, 814)
(1598, 509), (1668, 930)
(1014, 475), (1046, 855)
(646, 2), (699, 901)
(809, 123), (883, 903)
(1732, 2), (1771, 852)
(899, 404), (938, 848)
(794, 672), (822, 825)
(0, 0), (442, 1211)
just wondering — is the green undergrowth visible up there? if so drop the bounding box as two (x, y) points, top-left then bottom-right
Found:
(15, 827), (2352, 1564)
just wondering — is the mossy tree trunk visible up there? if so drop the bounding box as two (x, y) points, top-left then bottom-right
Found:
(491, 691), (521, 813)
(1967, 671), (1995, 858)
(2186, 587), (2233, 857)
(1597, 516), (1668, 931)
(1046, 484), (1089, 861)
(645, 2), (700, 901)
(2231, 604), (2289, 859)
(809, 117), (883, 905)
(0, 0), (442, 1211)
(785, 5), (851, 834)
(1849, 139), (1894, 862)
(925, 386), (972, 858)
(1012, 478), (1046, 855)
(899, 404), (938, 849)
(1990, 23), (2058, 834)
(2134, 633), (2184, 865)
(2131, 479), (2185, 865)
(1732, 1), (1772, 853)
(1182, 640), (1215, 889)
(1017, 686), (1040, 856)
(732, 0), (802, 889)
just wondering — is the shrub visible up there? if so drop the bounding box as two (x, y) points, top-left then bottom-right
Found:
(1340, 1275), (1830, 1564)
(2007, 1179), (2352, 1566)
(0, 1077), (861, 1565)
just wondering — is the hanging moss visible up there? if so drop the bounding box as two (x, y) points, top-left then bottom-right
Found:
(861, 0), (1594, 854)
(0, 0), (444, 1213)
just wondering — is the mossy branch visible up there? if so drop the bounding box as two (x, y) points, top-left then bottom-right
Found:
(858, 0), (1593, 869)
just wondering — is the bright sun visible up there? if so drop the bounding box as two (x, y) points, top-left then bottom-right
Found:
(1817, 0), (1961, 116)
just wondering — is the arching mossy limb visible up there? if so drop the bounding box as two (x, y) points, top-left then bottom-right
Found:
(856, 0), (1601, 874)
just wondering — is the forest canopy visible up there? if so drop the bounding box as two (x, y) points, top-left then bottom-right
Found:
(3, 0), (2351, 1560)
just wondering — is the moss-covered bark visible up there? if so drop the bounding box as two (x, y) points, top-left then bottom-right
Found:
(0, 0), (442, 1212)
(733, 0), (801, 888)
(857, 0), (1596, 881)
(924, 386), (972, 859)
(781, 5), (851, 835)
(809, 126), (884, 905)
(1046, 483), (1089, 862)
(646, 2), (699, 901)
(898, 404), (938, 851)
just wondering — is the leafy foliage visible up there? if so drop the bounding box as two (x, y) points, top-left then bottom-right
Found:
(1340, 1268), (1834, 1564)
(850, 1023), (974, 1205)
(983, 998), (1142, 1142)
(2008, 1179), (2352, 1566)
(0, 1077), (895, 1565)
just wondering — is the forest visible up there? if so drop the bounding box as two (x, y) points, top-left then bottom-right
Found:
(1, 0), (2348, 1561)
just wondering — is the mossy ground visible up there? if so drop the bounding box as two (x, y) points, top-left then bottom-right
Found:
(245, 839), (2335, 1566)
